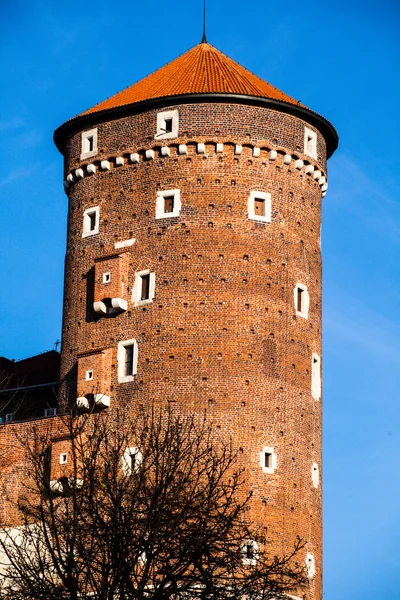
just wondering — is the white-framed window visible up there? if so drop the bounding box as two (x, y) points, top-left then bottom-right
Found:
(248, 191), (271, 223)
(155, 109), (179, 140)
(102, 272), (111, 284)
(242, 540), (259, 566)
(305, 553), (316, 579)
(312, 462), (319, 488)
(82, 206), (100, 238)
(60, 453), (68, 465)
(44, 408), (57, 417)
(118, 339), (138, 383)
(156, 189), (181, 219)
(132, 270), (156, 306)
(294, 282), (310, 319)
(259, 446), (277, 474)
(85, 370), (94, 381)
(311, 353), (321, 400)
(304, 127), (317, 159)
(80, 128), (98, 160)
(122, 446), (143, 475)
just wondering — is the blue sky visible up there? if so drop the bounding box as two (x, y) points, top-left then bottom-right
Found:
(0, 1), (399, 598)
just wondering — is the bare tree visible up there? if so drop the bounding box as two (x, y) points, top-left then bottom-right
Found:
(0, 409), (307, 600)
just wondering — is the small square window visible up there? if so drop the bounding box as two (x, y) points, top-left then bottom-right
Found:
(156, 189), (181, 219)
(86, 370), (94, 381)
(304, 127), (317, 159)
(103, 272), (111, 284)
(133, 271), (156, 306)
(44, 408), (57, 417)
(81, 128), (98, 160)
(122, 446), (142, 475)
(60, 453), (68, 465)
(242, 540), (259, 565)
(248, 191), (271, 223)
(83, 206), (100, 237)
(264, 452), (272, 469)
(294, 283), (309, 318)
(118, 339), (138, 383)
(156, 110), (179, 140)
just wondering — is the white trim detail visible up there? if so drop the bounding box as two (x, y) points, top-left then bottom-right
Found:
(321, 183), (328, 192)
(82, 206), (100, 238)
(294, 282), (310, 319)
(118, 339), (138, 383)
(216, 143), (224, 153)
(67, 173), (74, 183)
(156, 189), (181, 219)
(100, 160), (110, 171)
(311, 353), (321, 400)
(248, 191), (272, 223)
(80, 128), (98, 160)
(122, 446), (142, 475)
(295, 159), (304, 170)
(94, 393), (110, 408)
(132, 270), (156, 307)
(319, 176), (326, 186)
(161, 146), (170, 157)
(102, 272), (111, 284)
(197, 143), (205, 154)
(304, 127), (317, 159)
(130, 153), (139, 163)
(60, 453), (68, 465)
(156, 109), (179, 140)
(235, 145), (243, 155)
(312, 462), (319, 488)
(269, 150), (277, 160)
(146, 149), (155, 160)
(75, 168), (84, 179)
(76, 397), (90, 411)
(305, 553), (316, 579)
(259, 446), (277, 474)
(114, 238), (136, 249)
(116, 156), (124, 166)
(178, 144), (188, 155)
(242, 540), (259, 566)
(283, 154), (291, 165)
(313, 170), (322, 181)
(87, 163), (96, 174)
(305, 164), (315, 175)
(85, 369), (94, 381)
(253, 147), (260, 157)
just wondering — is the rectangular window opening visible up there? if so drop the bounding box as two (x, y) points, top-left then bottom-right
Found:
(164, 119), (173, 133)
(140, 274), (150, 301)
(297, 287), (304, 312)
(89, 212), (96, 231)
(124, 345), (134, 377)
(254, 198), (265, 216)
(164, 195), (174, 213)
(87, 136), (94, 152)
(264, 452), (272, 469)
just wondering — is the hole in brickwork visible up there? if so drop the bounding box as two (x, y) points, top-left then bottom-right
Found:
(197, 178), (202, 184)
(208, 222), (213, 228)
(198, 254), (203, 259)
(231, 180), (236, 185)
(159, 256), (163, 261)
(215, 179), (220, 184)
(227, 205), (232, 210)
(186, 230), (190, 235)
(169, 355), (174, 360)
(234, 157), (239, 163)
(251, 426), (256, 432)
(241, 401), (246, 407)
(243, 254), (249, 260)
(243, 279), (248, 284)
(187, 354), (193, 359)
(248, 354), (252, 359)
(245, 380), (250, 386)
(183, 302), (188, 308)
(245, 303), (250, 309)
(209, 204), (214, 209)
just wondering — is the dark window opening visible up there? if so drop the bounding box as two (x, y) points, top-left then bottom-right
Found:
(87, 136), (94, 152)
(124, 345), (134, 377)
(297, 287), (304, 312)
(264, 452), (272, 469)
(88, 212), (96, 231)
(164, 119), (173, 133)
(141, 274), (150, 301)
(254, 198), (265, 216)
(164, 196), (174, 213)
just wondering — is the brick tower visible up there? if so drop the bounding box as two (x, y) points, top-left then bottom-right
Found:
(54, 41), (338, 600)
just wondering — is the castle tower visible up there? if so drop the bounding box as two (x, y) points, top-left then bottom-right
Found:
(54, 42), (338, 600)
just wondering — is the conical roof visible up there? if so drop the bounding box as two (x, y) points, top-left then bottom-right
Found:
(79, 42), (304, 117)
(54, 41), (338, 157)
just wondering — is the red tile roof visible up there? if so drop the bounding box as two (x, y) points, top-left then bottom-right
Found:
(79, 42), (304, 117)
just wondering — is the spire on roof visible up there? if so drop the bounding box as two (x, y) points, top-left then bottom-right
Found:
(201, 0), (207, 43)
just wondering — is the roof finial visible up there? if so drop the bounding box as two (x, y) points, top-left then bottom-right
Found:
(201, 0), (207, 43)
